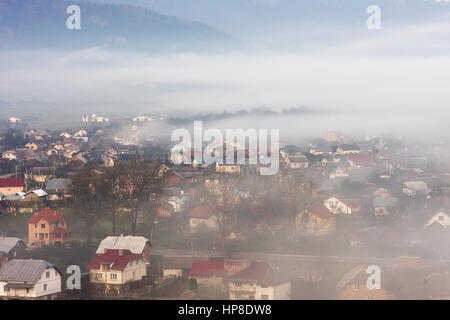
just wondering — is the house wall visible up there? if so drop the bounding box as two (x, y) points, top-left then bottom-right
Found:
(34, 267), (62, 298)
(272, 282), (291, 300)
(0, 186), (24, 196)
(163, 269), (183, 277)
(338, 283), (389, 300)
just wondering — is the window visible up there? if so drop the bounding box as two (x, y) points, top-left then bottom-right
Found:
(45, 233), (48, 238)
(367, 296), (374, 300)
(234, 282), (241, 287)
(43, 284), (47, 291)
(261, 294), (269, 300)
(353, 283), (360, 291)
(46, 271), (50, 278)
(96, 273), (103, 280)
(41, 224), (45, 228)
(110, 274), (117, 280)
(4, 285), (9, 292)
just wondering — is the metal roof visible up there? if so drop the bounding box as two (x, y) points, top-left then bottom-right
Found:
(96, 235), (150, 255)
(0, 237), (23, 253)
(0, 259), (54, 283)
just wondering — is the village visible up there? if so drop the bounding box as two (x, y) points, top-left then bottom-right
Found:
(1, 115), (450, 300)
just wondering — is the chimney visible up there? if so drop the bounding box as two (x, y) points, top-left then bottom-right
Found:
(118, 249), (123, 256)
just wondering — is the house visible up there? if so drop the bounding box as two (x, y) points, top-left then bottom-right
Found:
(27, 208), (71, 247)
(295, 205), (336, 236)
(161, 256), (209, 278)
(87, 249), (147, 295)
(402, 181), (432, 197)
(348, 154), (374, 168)
(0, 237), (26, 267)
(133, 116), (152, 122)
(227, 261), (291, 300)
(284, 154), (309, 169)
(0, 259), (62, 299)
(216, 163), (241, 174)
(95, 235), (151, 264)
(336, 265), (389, 300)
(425, 209), (450, 228)
(2, 150), (17, 160)
(45, 178), (73, 201)
(424, 273), (450, 300)
(24, 189), (48, 202)
(372, 196), (399, 217)
(336, 144), (361, 155)
(0, 178), (25, 196)
(188, 260), (227, 287)
(323, 195), (361, 215)
(7, 117), (22, 124)
(25, 142), (38, 151)
(187, 205), (219, 233)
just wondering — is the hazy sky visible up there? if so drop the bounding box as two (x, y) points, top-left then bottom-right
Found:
(1, 0), (450, 137)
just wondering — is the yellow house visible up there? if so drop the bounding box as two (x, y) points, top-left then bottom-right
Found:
(87, 249), (147, 295)
(27, 208), (71, 246)
(0, 178), (25, 196)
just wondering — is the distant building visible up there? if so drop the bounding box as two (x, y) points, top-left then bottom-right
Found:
(295, 205), (336, 236)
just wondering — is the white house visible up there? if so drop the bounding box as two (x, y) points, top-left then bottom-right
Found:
(227, 261), (290, 300)
(132, 116), (152, 122)
(0, 259), (62, 299)
(403, 181), (432, 197)
(425, 209), (450, 228)
(187, 205), (219, 233)
(2, 150), (17, 161)
(323, 196), (361, 215)
(7, 117), (22, 124)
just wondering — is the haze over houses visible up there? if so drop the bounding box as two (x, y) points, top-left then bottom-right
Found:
(1, 116), (450, 300)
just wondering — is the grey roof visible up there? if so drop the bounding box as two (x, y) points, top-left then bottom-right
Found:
(96, 235), (150, 255)
(0, 237), (24, 253)
(372, 197), (399, 208)
(0, 259), (55, 283)
(45, 178), (72, 191)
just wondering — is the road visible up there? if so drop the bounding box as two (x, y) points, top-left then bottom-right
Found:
(151, 248), (450, 268)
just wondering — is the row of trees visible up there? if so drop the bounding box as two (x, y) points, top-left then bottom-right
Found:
(71, 161), (161, 246)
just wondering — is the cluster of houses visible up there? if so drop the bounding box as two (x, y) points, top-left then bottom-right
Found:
(2, 119), (450, 300)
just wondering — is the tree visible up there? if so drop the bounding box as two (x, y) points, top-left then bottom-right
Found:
(112, 161), (159, 236)
(71, 165), (110, 246)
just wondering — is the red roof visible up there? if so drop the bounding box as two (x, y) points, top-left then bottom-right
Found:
(27, 208), (66, 224)
(87, 249), (143, 271)
(189, 260), (226, 277)
(349, 154), (374, 166)
(0, 178), (24, 188)
(309, 205), (334, 219)
(227, 261), (286, 285)
(187, 205), (215, 219)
